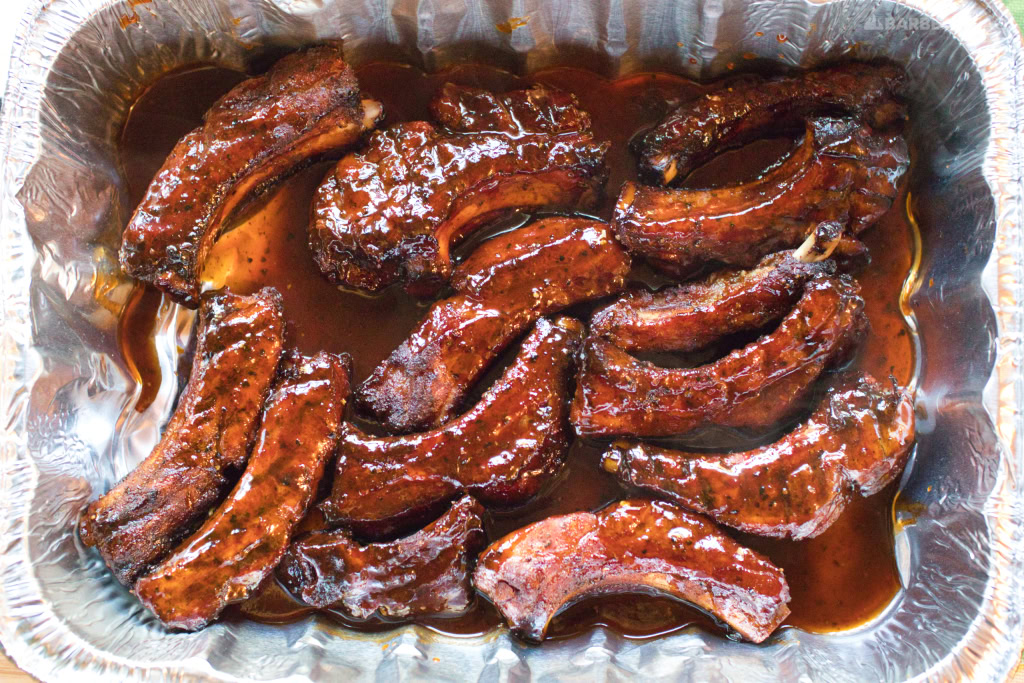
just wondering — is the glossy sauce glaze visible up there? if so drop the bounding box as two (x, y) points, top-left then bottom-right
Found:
(117, 61), (919, 640)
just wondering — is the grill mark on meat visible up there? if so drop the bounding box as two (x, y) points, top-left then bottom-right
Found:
(322, 317), (584, 539)
(79, 288), (285, 585)
(278, 496), (486, 619)
(309, 84), (609, 297)
(133, 352), (351, 630)
(356, 217), (630, 433)
(120, 44), (382, 307)
(472, 499), (791, 643)
(590, 246), (836, 353)
(570, 275), (867, 438)
(602, 373), (915, 539)
(616, 118), (909, 278)
(634, 61), (906, 185)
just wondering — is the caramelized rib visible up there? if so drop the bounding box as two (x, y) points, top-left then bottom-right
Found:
(603, 373), (915, 539)
(357, 217), (630, 432)
(279, 496), (486, 618)
(571, 275), (867, 438)
(120, 45), (382, 306)
(473, 499), (791, 643)
(79, 288), (285, 585)
(322, 317), (584, 538)
(309, 85), (608, 296)
(134, 352), (352, 629)
(635, 61), (905, 184)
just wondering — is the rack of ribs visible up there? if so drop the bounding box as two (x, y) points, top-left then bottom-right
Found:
(473, 499), (791, 643)
(278, 496), (486, 619)
(634, 61), (905, 185)
(616, 117), (909, 278)
(309, 83), (609, 297)
(120, 44), (382, 307)
(321, 316), (583, 539)
(602, 373), (915, 539)
(79, 288), (285, 585)
(571, 273), (867, 438)
(134, 352), (352, 630)
(356, 216), (630, 433)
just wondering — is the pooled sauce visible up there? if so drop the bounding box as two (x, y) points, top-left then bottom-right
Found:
(117, 62), (919, 641)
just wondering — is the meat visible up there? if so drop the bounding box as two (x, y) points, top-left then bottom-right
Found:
(602, 373), (915, 539)
(120, 45), (382, 307)
(278, 496), (486, 618)
(616, 118), (910, 277)
(590, 226), (840, 353)
(635, 61), (906, 184)
(134, 352), (352, 630)
(571, 274), (867, 438)
(309, 85), (609, 297)
(322, 316), (584, 538)
(473, 499), (791, 643)
(79, 288), (285, 585)
(357, 217), (630, 433)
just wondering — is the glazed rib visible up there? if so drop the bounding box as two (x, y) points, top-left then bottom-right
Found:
(357, 217), (630, 433)
(603, 373), (915, 539)
(635, 61), (905, 184)
(120, 44), (382, 307)
(616, 118), (909, 277)
(278, 496), (486, 618)
(430, 83), (592, 134)
(79, 288), (285, 585)
(309, 84), (608, 297)
(473, 499), (791, 643)
(590, 230), (839, 353)
(571, 275), (867, 438)
(134, 352), (351, 630)
(322, 317), (584, 539)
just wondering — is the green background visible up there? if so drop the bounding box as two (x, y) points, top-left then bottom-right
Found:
(1006, 0), (1024, 30)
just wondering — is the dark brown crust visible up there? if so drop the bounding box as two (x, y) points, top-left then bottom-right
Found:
(322, 317), (584, 539)
(590, 249), (835, 353)
(356, 217), (630, 433)
(120, 45), (381, 307)
(473, 499), (791, 643)
(278, 496), (486, 619)
(603, 373), (915, 539)
(430, 83), (592, 134)
(616, 118), (909, 278)
(133, 352), (352, 630)
(79, 288), (285, 585)
(635, 61), (906, 184)
(309, 85), (609, 297)
(570, 275), (867, 438)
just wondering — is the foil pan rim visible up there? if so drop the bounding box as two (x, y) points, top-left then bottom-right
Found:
(1, 0), (1023, 680)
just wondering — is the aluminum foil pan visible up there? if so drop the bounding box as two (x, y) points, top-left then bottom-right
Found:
(1, 0), (1023, 680)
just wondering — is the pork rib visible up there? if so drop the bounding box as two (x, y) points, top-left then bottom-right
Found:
(120, 44), (382, 306)
(79, 288), (285, 585)
(473, 499), (791, 643)
(602, 373), (915, 539)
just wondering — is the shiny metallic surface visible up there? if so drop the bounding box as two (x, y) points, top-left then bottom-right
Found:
(0, 0), (1022, 680)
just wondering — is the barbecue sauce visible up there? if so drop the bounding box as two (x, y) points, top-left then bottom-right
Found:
(117, 62), (919, 641)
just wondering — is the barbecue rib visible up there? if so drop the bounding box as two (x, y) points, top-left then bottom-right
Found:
(616, 118), (909, 277)
(571, 274), (866, 438)
(473, 499), (791, 643)
(590, 226), (841, 353)
(79, 288), (285, 585)
(120, 45), (382, 307)
(635, 61), (905, 184)
(430, 83), (591, 134)
(134, 352), (352, 630)
(603, 373), (915, 539)
(357, 217), (630, 433)
(309, 84), (608, 297)
(322, 316), (583, 539)
(278, 496), (486, 618)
